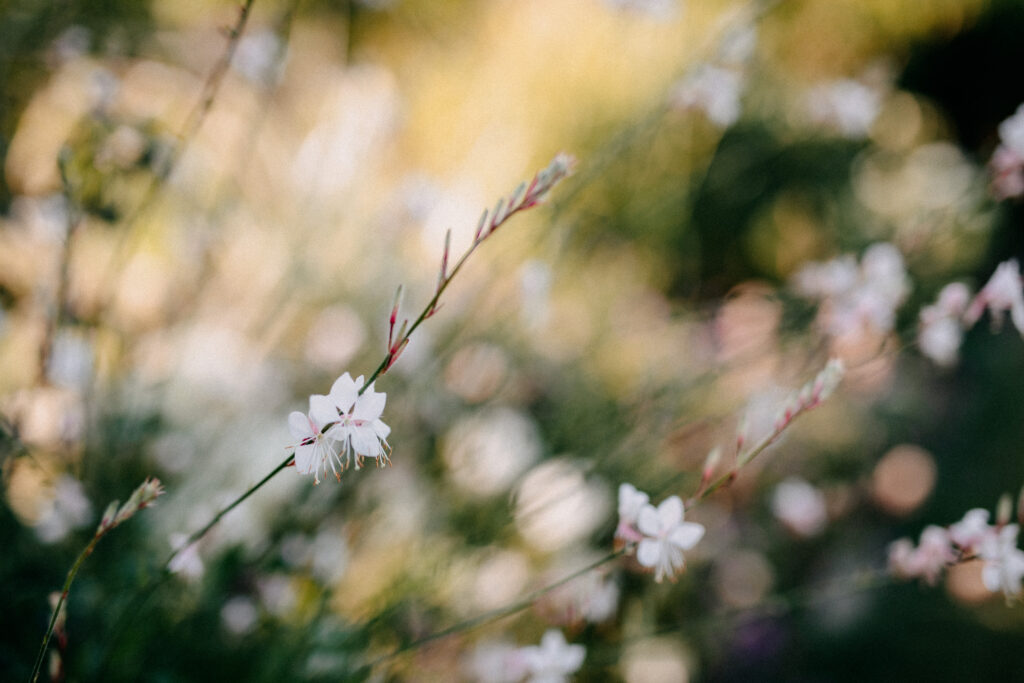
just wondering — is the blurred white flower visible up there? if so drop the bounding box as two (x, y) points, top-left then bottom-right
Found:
(221, 596), (259, 636)
(465, 640), (526, 683)
(948, 508), (994, 551)
(918, 283), (971, 367)
(806, 79), (881, 138)
(443, 407), (541, 497)
(964, 259), (1024, 337)
(771, 478), (827, 538)
(34, 475), (93, 544)
(519, 630), (586, 683)
(670, 64), (744, 128)
(636, 496), (705, 582)
(168, 533), (204, 581)
(888, 525), (954, 586)
(980, 524), (1024, 599)
(792, 243), (909, 342)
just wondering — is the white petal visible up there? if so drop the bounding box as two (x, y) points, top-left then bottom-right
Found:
(309, 394), (338, 425)
(636, 538), (662, 569)
(293, 441), (316, 474)
(559, 644), (585, 673)
(349, 426), (382, 457)
(328, 373), (360, 412)
(372, 418), (391, 440)
(288, 411), (311, 439)
(352, 387), (386, 421)
(657, 496), (684, 528)
(982, 563), (1002, 592)
(668, 521), (706, 550)
(636, 504), (661, 537)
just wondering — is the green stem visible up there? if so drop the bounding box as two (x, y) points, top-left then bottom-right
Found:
(30, 533), (101, 683)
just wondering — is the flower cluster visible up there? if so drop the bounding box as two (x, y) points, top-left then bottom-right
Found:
(287, 372), (391, 484)
(888, 506), (1024, 599)
(990, 102), (1024, 199)
(792, 242), (910, 344)
(617, 484), (706, 583)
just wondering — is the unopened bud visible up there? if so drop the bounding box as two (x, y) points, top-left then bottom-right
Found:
(702, 446), (722, 480)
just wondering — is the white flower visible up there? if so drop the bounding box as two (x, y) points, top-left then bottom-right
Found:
(636, 496), (706, 582)
(520, 630), (586, 683)
(288, 394), (344, 484)
(964, 259), (1024, 337)
(980, 524), (1024, 599)
(771, 478), (827, 538)
(323, 373), (391, 467)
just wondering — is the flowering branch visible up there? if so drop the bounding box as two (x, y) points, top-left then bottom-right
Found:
(164, 153), (575, 563)
(31, 478), (164, 683)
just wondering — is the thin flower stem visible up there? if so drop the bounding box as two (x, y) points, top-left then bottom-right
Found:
(364, 549), (626, 672)
(30, 536), (98, 683)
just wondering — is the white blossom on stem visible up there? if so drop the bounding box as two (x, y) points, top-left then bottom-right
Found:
(323, 373), (391, 468)
(519, 630), (585, 683)
(636, 496), (706, 582)
(948, 508), (994, 551)
(991, 103), (1024, 199)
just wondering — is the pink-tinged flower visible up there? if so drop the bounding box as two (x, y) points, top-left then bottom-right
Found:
(991, 144), (1024, 199)
(948, 508), (994, 551)
(288, 394), (344, 484)
(980, 524), (1024, 599)
(771, 478), (827, 538)
(323, 373), (391, 468)
(636, 496), (706, 582)
(520, 630), (586, 683)
(963, 259), (1024, 337)
(616, 483), (649, 543)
